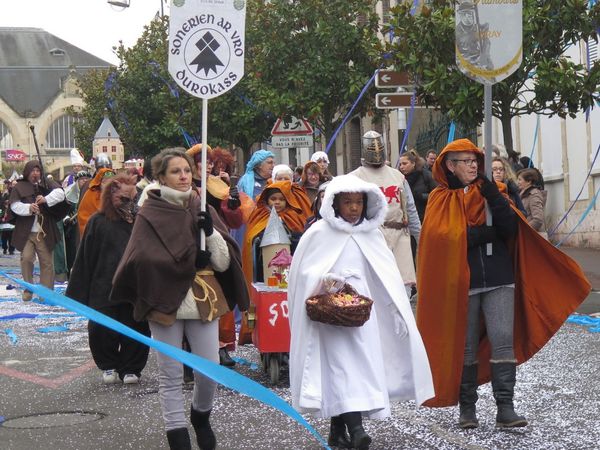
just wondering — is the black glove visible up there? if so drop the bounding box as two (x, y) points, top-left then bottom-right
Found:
(478, 174), (500, 199)
(197, 211), (214, 237)
(467, 225), (497, 247)
(195, 249), (212, 269)
(227, 186), (241, 210)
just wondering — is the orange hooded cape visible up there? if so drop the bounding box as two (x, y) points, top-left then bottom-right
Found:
(241, 180), (311, 284)
(77, 168), (114, 236)
(416, 139), (591, 407)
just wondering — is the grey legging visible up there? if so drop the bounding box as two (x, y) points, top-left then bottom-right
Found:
(149, 319), (219, 431)
(463, 286), (516, 365)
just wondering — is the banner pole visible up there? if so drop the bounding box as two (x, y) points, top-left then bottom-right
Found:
(201, 98), (208, 251)
(484, 83), (493, 255)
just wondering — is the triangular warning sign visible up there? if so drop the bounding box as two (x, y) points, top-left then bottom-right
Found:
(271, 116), (313, 135)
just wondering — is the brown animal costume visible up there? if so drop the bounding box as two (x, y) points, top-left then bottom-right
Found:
(67, 175), (150, 382)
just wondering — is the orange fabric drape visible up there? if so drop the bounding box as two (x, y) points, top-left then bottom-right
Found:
(238, 181), (310, 346)
(241, 180), (310, 284)
(77, 168), (114, 236)
(416, 139), (591, 407)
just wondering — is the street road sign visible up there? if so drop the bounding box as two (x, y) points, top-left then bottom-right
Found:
(375, 93), (421, 109)
(375, 70), (412, 88)
(271, 135), (314, 148)
(271, 116), (313, 135)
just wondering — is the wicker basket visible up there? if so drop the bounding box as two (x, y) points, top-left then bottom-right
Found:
(305, 283), (373, 327)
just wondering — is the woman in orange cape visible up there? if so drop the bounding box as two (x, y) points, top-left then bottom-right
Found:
(416, 139), (590, 428)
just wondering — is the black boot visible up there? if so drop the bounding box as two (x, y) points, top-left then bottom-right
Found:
(458, 363), (479, 429)
(490, 362), (528, 428)
(219, 347), (236, 367)
(166, 427), (191, 450)
(190, 407), (216, 450)
(340, 412), (371, 450)
(327, 415), (352, 448)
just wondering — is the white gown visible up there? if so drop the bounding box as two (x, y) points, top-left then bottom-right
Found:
(288, 174), (434, 420)
(315, 237), (390, 418)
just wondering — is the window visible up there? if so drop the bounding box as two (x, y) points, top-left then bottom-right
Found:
(103, 146), (108, 152)
(112, 146), (117, 153)
(0, 120), (14, 149)
(45, 115), (81, 150)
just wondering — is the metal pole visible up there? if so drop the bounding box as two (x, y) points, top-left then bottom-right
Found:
(484, 83), (493, 255)
(200, 98), (208, 250)
(160, 0), (164, 17)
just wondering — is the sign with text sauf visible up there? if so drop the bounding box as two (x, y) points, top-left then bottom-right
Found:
(168, 0), (246, 99)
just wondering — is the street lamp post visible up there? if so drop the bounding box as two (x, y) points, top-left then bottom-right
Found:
(107, 0), (164, 17)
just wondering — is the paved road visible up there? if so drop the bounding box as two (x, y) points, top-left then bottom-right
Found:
(0, 247), (599, 450)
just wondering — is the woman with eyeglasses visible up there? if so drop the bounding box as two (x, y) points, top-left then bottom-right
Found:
(491, 157), (526, 214)
(416, 139), (590, 431)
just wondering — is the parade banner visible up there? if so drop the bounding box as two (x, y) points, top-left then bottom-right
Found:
(455, 0), (522, 85)
(168, 0), (246, 99)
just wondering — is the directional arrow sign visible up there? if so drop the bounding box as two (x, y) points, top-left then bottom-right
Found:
(375, 92), (421, 109)
(375, 70), (413, 88)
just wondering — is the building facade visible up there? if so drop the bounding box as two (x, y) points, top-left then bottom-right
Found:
(0, 27), (112, 176)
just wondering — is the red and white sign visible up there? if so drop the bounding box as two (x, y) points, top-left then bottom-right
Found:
(4, 149), (28, 162)
(271, 116), (313, 136)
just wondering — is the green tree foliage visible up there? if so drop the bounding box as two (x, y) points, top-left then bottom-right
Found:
(71, 16), (272, 161)
(246, 0), (382, 143)
(382, 0), (600, 152)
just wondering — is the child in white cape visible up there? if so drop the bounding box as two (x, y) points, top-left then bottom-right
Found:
(288, 175), (434, 449)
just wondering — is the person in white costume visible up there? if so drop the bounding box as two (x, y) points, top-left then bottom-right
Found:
(288, 175), (434, 450)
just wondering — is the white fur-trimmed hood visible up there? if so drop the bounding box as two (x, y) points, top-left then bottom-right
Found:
(319, 174), (387, 233)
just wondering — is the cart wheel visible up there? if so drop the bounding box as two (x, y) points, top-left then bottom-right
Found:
(261, 353), (269, 373)
(269, 354), (280, 384)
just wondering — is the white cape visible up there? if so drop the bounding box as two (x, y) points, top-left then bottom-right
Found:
(288, 175), (434, 418)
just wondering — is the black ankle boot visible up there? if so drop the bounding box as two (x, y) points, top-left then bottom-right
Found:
(491, 362), (528, 428)
(327, 415), (351, 448)
(219, 347), (236, 367)
(190, 407), (216, 450)
(166, 427), (191, 450)
(340, 412), (371, 450)
(458, 363), (479, 429)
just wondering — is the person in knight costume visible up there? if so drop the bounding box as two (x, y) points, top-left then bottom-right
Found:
(349, 131), (421, 298)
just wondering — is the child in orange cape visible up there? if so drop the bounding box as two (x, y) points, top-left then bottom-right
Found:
(241, 180), (310, 284)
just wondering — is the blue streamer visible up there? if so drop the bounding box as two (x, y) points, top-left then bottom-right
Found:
(0, 313), (38, 321)
(528, 115), (540, 167)
(447, 121), (456, 143)
(395, 93), (418, 168)
(4, 328), (18, 345)
(566, 314), (600, 333)
(0, 271), (328, 449)
(549, 140), (600, 237)
(232, 357), (259, 371)
(325, 69), (379, 155)
(555, 185), (600, 247)
(37, 324), (70, 333)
